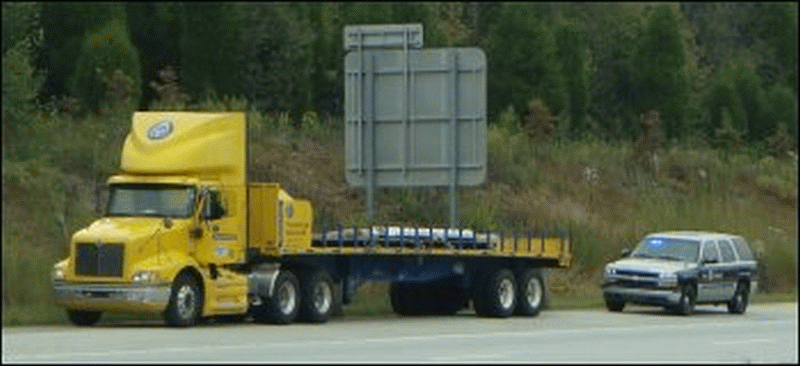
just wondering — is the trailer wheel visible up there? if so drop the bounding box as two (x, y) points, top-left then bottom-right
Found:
(164, 272), (203, 327)
(390, 282), (426, 315)
(330, 280), (344, 317)
(297, 269), (334, 323)
(427, 283), (468, 315)
(263, 270), (300, 324)
(67, 310), (102, 326)
(473, 268), (516, 318)
(514, 268), (545, 316)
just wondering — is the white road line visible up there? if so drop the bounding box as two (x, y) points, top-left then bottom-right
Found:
(713, 338), (776, 346)
(5, 319), (793, 361)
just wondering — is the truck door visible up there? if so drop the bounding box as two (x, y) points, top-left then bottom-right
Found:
(193, 187), (244, 265)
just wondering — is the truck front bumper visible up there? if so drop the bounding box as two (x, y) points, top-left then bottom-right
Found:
(53, 282), (171, 313)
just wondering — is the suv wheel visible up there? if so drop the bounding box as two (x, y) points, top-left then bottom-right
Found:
(605, 295), (625, 312)
(674, 283), (696, 316)
(727, 281), (749, 314)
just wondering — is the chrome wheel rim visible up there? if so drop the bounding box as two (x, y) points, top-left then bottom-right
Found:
(176, 285), (196, 319)
(313, 281), (332, 314)
(526, 277), (542, 309)
(277, 281), (296, 315)
(498, 278), (515, 310)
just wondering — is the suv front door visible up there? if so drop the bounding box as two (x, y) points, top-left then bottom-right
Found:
(697, 240), (722, 302)
(715, 239), (739, 300)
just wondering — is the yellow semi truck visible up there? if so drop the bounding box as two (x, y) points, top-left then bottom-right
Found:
(51, 111), (572, 326)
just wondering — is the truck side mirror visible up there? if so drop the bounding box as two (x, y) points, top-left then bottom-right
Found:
(621, 249), (631, 258)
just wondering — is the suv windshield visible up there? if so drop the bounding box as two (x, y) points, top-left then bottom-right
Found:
(630, 237), (700, 262)
(107, 184), (196, 218)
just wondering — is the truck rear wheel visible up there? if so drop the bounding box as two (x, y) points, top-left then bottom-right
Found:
(67, 310), (102, 326)
(254, 270), (300, 324)
(514, 268), (545, 316)
(164, 272), (203, 327)
(473, 268), (516, 318)
(390, 282), (426, 315)
(297, 269), (334, 323)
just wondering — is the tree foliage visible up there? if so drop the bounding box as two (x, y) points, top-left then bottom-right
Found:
(14, 2), (798, 149)
(554, 16), (589, 135)
(486, 3), (566, 119)
(634, 5), (690, 140)
(69, 18), (141, 115)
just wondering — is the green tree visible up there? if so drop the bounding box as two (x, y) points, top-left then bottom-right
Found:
(39, 3), (126, 98)
(486, 3), (566, 120)
(69, 18), (142, 115)
(554, 16), (589, 136)
(126, 3), (182, 109)
(583, 7), (643, 139)
(179, 3), (243, 100)
(634, 5), (690, 140)
(237, 3), (316, 114)
(2, 35), (45, 160)
(763, 84), (797, 145)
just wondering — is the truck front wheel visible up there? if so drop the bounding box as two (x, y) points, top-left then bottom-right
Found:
(67, 310), (102, 326)
(164, 272), (203, 327)
(297, 269), (334, 323)
(473, 268), (516, 318)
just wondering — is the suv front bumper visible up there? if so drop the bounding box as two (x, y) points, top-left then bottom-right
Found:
(602, 284), (682, 307)
(53, 282), (171, 313)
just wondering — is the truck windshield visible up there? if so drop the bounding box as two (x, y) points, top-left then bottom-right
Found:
(630, 237), (700, 263)
(107, 184), (196, 218)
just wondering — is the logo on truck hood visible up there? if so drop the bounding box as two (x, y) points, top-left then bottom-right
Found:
(147, 119), (173, 140)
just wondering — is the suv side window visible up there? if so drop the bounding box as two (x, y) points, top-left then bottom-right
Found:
(731, 237), (754, 261)
(717, 240), (736, 262)
(700, 241), (719, 263)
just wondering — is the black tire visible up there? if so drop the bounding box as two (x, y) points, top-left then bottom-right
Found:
(390, 282), (425, 315)
(330, 280), (344, 317)
(164, 272), (203, 327)
(67, 310), (102, 326)
(727, 281), (749, 314)
(514, 268), (546, 316)
(297, 269), (335, 323)
(473, 268), (516, 318)
(255, 270), (300, 324)
(427, 283), (468, 315)
(674, 283), (696, 316)
(604, 295), (625, 312)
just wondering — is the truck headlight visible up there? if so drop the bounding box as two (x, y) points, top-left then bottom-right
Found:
(132, 270), (159, 284)
(605, 266), (617, 276)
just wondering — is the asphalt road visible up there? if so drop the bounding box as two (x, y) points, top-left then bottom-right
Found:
(3, 302), (797, 363)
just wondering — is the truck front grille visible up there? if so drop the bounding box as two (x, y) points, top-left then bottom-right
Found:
(75, 243), (124, 277)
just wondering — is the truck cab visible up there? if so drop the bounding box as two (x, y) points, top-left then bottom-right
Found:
(52, 112), (251, 326)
